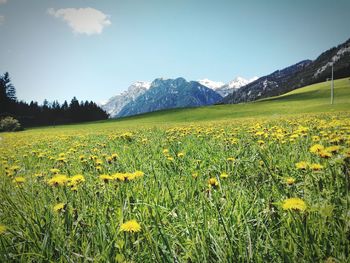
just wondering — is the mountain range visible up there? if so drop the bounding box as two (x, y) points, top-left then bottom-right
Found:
(102, 76), (255, 118)
(222, 38), (350, 104)
(102, 38), (350, 118)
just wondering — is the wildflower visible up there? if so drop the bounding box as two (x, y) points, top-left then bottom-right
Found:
(208, 178), (219, 188)
(220, 172), (229, 179)
(53, 203), (65, 213)
(177, 152), (185, 158)
(120, 220), (141, 233)
(319, 150), (332, 158)
(70, 174), (85, 185)
(167, 157), (174, 161)
(257, 140), (265, 146)
(325, 145), (340, 153)
(50, 168), (60, 174)
(310, 144), (324, 154)
(282, 198), (307, 212)
(226, 157), (235, 162)
(134, 170), (144, 178)
(47, 175), (68, 187)
(111, 153), (119, 160)
(0, 224), (7, 235)
(112, 173), (126, 181)
(162, 149), (169, 155)
(13, 176), (26, 184)
(192, 172), (199, 178)
(295, 161), (309, 170)
(124, 173), (136, 181)
(310, 163), (324, 171)
(285, 177), (296, 185)
(99, 174), (114, 183)
(96, 166), (103, 172)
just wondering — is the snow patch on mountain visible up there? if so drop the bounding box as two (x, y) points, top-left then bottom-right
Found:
(101, 81), (150, 117)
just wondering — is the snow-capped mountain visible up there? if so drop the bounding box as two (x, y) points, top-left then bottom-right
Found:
(101, 81), (150, 117)
(117, 78), (222, 118)
(199, 76), (258, 97)
(198, 79), (225, 90)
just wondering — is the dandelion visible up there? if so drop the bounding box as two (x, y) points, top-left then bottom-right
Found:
(111, 153), (119, 160)
(208, 178), (219, 188)
(48, 175), (68, 187)
(112, 173), (126, 181)
(325, 145), (340, 153)
(282, 198), (307, 212)
(134, 170), (144, 178)
(99, 174), (114, 183)
(295, 161), (309, 170)
(220, 172), (229, 179)
(192, 172), (199, 178)
(53, 203), (65, 213)
(177, 152), (185, 158)
(120, 220), (141, 233)
(285, 177), (296, 185)
(13, 176), (26, 184)
(0, 224), (7, 235)
(319, 150), (332, 158)
(310, 163), (324, 171)
(50, 168), (60, 174)
(70, 174), (85, 185)
(310, 144), (324, 154)
(227, 157), (235, 162)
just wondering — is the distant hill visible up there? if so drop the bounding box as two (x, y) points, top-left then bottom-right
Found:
(117, 77), (222, 117)
(222, 38), (350, 104)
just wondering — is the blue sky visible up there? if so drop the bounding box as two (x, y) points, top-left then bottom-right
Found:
(0, 0), (349, 104)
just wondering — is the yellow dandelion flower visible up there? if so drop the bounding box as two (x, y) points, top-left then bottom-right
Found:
(310, 163), (324, 171)
(325, 145), (340, 153)
(285, 177), (295, 185)
(111, 153), (119, 160)
(319, 150), (332, 158)
(167, 157), (174, 161)
(310, 144), (324, 154)
(70, 174), (85, 185)
(282, 198), (307, 211)
(99, 174), (114, 183)
(226, 157), (235, 162)
(53, 203), (65, 213)
(112, 173), (126, 181)
(124, 173), (136, 181)
(208, 178), (219, 187)
(134, 170), (144, 178)
(220, 172), (229, 179)
(177, 152), (185, 158)
(162, 149), (169, 155)
(295, 161), (309, 170)
(192, 172), (199, 178)
(0, 224), (7, 235)
(50, 168), (60, 174)
(13, 176), (26, 184)
(120, 220), (141, 233)
(47, 175), (68, 187)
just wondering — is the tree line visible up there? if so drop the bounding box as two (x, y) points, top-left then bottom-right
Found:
(0, 72), (109, 127)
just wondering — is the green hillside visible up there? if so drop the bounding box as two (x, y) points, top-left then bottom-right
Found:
(33, 77), (350, 131)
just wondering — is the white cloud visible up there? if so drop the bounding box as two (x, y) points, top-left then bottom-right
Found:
(47, 7), (111, 35)
(0, 0), (7, 5)
(0, 15), (4, 25)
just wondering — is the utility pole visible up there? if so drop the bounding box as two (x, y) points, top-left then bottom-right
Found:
(331, 63), (334, 105)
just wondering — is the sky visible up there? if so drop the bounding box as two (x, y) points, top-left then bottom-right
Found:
(0, 0), (349, 104)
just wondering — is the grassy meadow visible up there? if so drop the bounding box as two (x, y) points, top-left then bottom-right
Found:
(0, 78), (350, 262)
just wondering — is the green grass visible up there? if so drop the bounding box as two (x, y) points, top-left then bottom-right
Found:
(0, 78), (349, 262)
